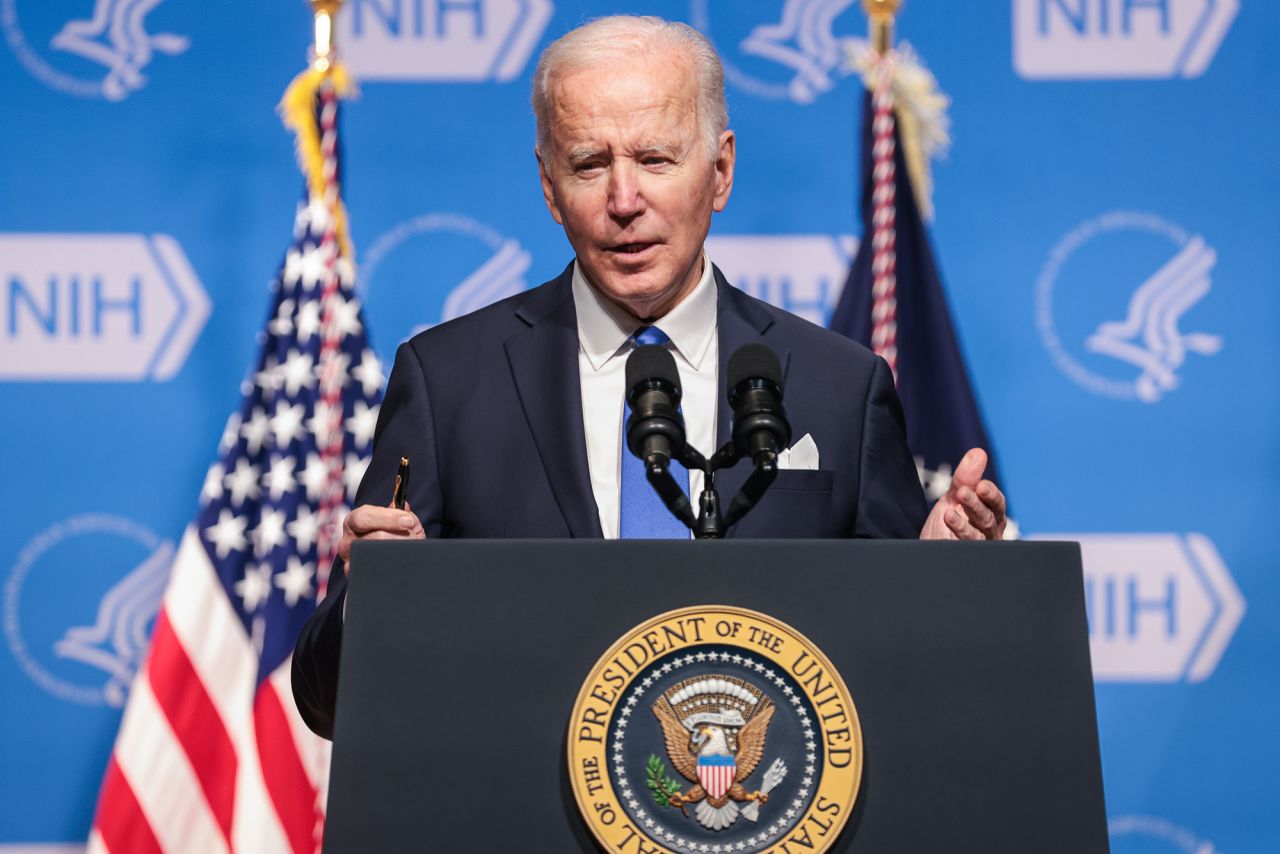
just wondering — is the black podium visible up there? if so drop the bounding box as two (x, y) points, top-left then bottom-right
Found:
(323, 540), (1108, 853)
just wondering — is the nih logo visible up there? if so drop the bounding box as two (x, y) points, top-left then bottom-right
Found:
(705, 234), (856, 327)
(1, 234), (209, 381)
(1034, 533), (1245, 683)
(1014, 0), (1239, 79)
(336, 0), (553, 82)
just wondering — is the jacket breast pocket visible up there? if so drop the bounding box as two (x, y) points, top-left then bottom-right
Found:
(769, 469), (834, 492)
(731, 469), (837, 538)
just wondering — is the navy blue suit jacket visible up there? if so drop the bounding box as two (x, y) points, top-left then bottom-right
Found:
(292, 264), (926, 738)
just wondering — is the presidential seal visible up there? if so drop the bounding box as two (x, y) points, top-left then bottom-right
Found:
(569, 606), (862, 854)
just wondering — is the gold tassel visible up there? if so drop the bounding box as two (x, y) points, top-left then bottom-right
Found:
(278, 63), (357, 258)
(849, 43), (951, 222)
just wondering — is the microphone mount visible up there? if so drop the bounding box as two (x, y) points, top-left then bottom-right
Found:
(673, 435), (779, 539)
(625, 343), (789, 539)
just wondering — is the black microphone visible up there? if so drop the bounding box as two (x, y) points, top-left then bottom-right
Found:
(727, 344), (791, 466)
(625, 344), (685, 467)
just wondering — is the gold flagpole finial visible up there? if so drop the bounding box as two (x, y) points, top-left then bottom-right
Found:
(862, 0), (902, 55)
(310, 0), (345, 72)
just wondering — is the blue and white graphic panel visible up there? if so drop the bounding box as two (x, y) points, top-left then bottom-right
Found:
(1, 1), (1278, 851)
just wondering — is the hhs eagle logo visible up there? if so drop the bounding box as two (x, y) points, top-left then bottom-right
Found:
(570, 606), (861, 853)
(359, 212), (531, 343)
(52, 0), (190, 100)
(1036, 211), (1222, 403)
(1082, 236), (1222, 403)
(53, 540), (171, 706)
(2, 0), (189, 100)
(4, 514), (171, 707)
(691, 0), (867, 104)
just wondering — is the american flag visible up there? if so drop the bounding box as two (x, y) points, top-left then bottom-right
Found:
(88, 81), (381, 853)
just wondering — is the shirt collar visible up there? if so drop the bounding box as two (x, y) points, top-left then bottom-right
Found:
(572, 252), (718, 372)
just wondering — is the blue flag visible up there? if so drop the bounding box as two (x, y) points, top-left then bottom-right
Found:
(830, 86), (1004, 507)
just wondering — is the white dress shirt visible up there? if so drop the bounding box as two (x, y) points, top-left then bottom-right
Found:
(572, 255), (719, 539)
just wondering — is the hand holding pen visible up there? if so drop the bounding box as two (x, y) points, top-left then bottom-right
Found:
(336, 456), (425, 568)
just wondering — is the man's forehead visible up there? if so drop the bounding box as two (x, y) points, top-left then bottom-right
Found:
(546, 55), (700, 150)
(547, 50), (698, 117)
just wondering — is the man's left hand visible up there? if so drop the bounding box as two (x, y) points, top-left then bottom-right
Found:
(919, 448), (1007, 541)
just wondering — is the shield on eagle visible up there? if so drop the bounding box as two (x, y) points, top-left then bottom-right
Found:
(697, 753), (736, 800)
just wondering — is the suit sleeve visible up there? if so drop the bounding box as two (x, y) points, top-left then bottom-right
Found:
(291, 340), (445, 739)
(853, 356), (928, 539)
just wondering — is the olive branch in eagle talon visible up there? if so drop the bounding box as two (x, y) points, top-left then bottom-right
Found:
(646, 755), (686, 812)
(651, 689), (775, 813)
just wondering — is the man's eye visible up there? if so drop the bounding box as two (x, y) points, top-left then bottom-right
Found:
(574, 163), (604, 174)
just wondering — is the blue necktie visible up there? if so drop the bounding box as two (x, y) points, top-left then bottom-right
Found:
(620, 327), (690, 539)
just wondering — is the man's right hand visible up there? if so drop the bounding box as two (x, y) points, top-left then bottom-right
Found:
(336, 504), (425, 568)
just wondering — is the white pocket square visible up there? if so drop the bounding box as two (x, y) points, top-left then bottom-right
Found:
(776, 433), (819, 470)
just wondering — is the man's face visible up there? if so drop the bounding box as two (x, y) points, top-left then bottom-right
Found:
(537, 49), (735, 320)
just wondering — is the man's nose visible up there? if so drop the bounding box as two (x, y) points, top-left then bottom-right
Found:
(606, 163), (644, 219)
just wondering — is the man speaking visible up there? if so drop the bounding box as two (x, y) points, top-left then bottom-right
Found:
(292, 15), (1007, 739)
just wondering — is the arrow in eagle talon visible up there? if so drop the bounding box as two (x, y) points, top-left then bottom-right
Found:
(742, 758), (788, 822)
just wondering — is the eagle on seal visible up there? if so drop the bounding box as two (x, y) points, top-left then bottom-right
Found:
(652, 691), (776, 831)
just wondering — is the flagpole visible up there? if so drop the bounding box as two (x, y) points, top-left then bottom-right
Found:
(281, 0), (356, 260)
(310, 0), (344, 72)
(863, 0), (901, 55)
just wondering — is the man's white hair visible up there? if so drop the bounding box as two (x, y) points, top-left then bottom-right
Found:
(531, 15), (729, 162)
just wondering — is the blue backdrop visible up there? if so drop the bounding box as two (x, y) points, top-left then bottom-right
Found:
(2, 1), (1276, 851)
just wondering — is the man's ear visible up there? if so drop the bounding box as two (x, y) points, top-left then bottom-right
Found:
(712, 130), (736, 213)
(536, 148), (564, 225)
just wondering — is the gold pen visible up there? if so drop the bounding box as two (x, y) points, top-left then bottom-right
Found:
(391, 456), (410, 510)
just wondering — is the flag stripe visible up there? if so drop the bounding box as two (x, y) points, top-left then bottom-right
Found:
(93, 757), (164, 854)
(146, 610), (239, 846)
(113, 676), (230, 854)
(267, 662), (330, 788)
(164, 528), (257, 737)
(162, 529), (299, 854)
(255, 681), (322, 854)
(231, 698), (296, 854)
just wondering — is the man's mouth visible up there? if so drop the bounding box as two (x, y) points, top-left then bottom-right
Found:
(608, 242), (658, 255)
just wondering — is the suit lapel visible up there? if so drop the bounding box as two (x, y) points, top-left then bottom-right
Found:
(714, 269), (790, 447)
(713, 269), (790, 537)
(500, 265), (786, 540)
(505, 269), (604, 538)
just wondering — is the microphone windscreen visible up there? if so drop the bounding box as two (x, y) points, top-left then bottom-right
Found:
(626, 343), (681, 391)
(727, 344), (783, 390)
